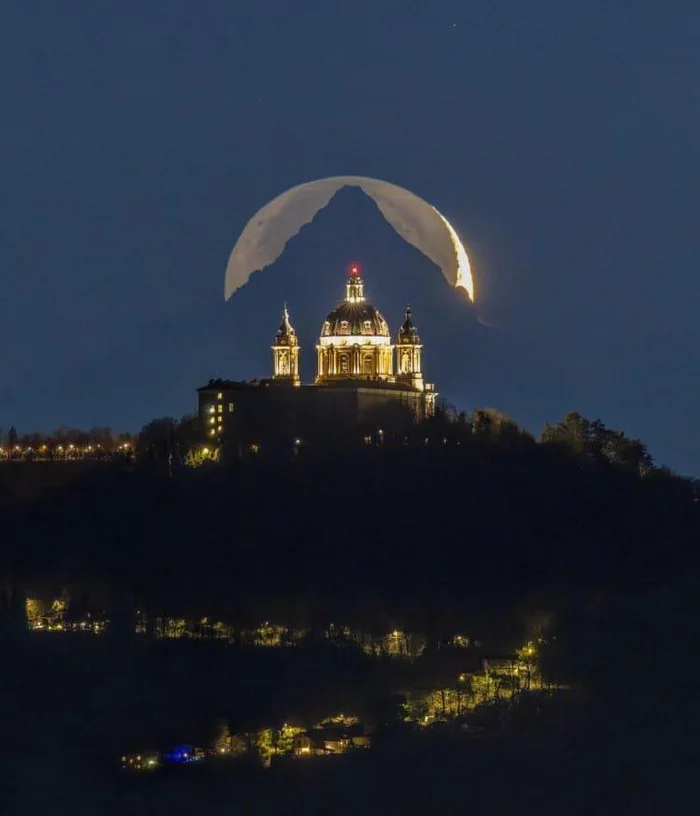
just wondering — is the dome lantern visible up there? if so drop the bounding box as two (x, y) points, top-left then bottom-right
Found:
(346, 262), (365, 303)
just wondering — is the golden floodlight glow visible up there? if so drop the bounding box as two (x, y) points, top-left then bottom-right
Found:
(434, 209), (474, 301)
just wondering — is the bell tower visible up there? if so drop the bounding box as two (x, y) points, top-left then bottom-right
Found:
(395, 306), (424, 391)
(271, 305), (300, 385)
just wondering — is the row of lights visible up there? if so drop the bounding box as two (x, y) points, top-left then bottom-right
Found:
(0, 443), (132, 455)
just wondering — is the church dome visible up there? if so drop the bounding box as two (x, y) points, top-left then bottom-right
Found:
(319, 265), (391, 343)
(321, 301), (390, 339)
(316, 265), (395, 382)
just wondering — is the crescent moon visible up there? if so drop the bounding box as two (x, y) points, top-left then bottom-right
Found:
(224, 176), (475, 302)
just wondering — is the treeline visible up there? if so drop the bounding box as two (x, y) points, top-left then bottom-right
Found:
(3, 407), (697, 638)
(3, 407), (690, 487)
(134, 406), (680, 479)
(0, 424), (135, 456)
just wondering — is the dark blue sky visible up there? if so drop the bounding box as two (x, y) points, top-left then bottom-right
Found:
(2, 1), (698, 473)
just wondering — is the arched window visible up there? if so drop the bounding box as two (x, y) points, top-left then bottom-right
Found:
(339, 354), (350, 374)
(363, 356), (373, 375)
(340, 320), (349, 335)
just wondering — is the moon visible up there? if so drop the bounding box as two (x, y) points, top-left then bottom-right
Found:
(224, 176), (475, 302)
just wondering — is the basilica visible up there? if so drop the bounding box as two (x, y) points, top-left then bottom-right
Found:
(198, 266), (438, 449)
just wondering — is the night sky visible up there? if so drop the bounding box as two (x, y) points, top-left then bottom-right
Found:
(2, 1), (698, 473)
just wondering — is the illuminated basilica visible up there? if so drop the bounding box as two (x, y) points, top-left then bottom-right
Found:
(198, 266), (438, 448)
(273, 265), (435, 399)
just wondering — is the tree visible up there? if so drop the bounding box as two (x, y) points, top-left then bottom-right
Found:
(137, 417), (178, 469)
(542, 412), (654, 475)
(175, 413), (204, 463)
(472, 408), (521, 439)
(541, 411), (590, 454)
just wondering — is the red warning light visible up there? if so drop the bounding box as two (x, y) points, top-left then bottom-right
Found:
(349, 262), (360, 278)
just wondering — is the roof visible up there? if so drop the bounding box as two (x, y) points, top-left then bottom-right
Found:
(321, 301), (390, 339)
(398, 306), (421, 344)
(196, 378), (245, 392)
(197, 378), (294, 392)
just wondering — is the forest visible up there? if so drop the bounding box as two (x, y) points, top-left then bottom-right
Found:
(1, 408), (698, 813)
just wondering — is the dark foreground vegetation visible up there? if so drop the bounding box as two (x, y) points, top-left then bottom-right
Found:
(1, 409), (698, 813)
